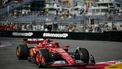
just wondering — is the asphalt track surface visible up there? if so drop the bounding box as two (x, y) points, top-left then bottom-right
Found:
(0, 37), (122, 69)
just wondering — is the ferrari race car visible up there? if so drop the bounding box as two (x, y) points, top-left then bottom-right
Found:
(16, 39), (95, 67)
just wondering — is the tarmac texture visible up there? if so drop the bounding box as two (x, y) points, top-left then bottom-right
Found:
(0, 37), (122, 69)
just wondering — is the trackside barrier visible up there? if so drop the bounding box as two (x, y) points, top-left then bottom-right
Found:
(0, 31), (122, 42)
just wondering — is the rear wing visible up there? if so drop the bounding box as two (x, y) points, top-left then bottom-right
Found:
(23, 38), (44, 44)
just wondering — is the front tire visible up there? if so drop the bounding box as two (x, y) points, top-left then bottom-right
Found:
(16, 44), (29, 60)
(74, 47), (90, 64)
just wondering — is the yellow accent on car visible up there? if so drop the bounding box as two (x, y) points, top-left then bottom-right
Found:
(105, 64), (122, 69)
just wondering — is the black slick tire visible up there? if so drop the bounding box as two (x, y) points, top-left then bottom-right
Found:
(16, 44), (29, 60)
(75, 48), (90, 64)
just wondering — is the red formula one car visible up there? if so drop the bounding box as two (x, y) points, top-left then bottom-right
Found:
(16, 39), (95, 68)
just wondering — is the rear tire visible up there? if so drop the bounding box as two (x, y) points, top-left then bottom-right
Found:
(36, 49), (50, 67)
(75, 48), (90, 64)
(16, 44), (29, 60)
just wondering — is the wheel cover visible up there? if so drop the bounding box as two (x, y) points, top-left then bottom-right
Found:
(16, 48), (20, 58)
(36, 53), (46, 65)
(41, 57), (46, 65)
(36, 53), (41, 64)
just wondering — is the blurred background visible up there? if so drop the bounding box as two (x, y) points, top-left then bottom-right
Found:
(0, 0), (122, 32)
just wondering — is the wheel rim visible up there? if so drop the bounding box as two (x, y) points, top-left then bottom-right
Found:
(41, 57), (46, 65)
(36, 53), (41, 64)
(36, 53), (46, 65)
(16, 47), (20, 58)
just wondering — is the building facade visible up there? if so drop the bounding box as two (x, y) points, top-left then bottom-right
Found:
(85, 0), (95, 7)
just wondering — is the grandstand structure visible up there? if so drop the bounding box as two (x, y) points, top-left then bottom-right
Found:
(0, 0), (122, 32)
(0, 0), (45, 16)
